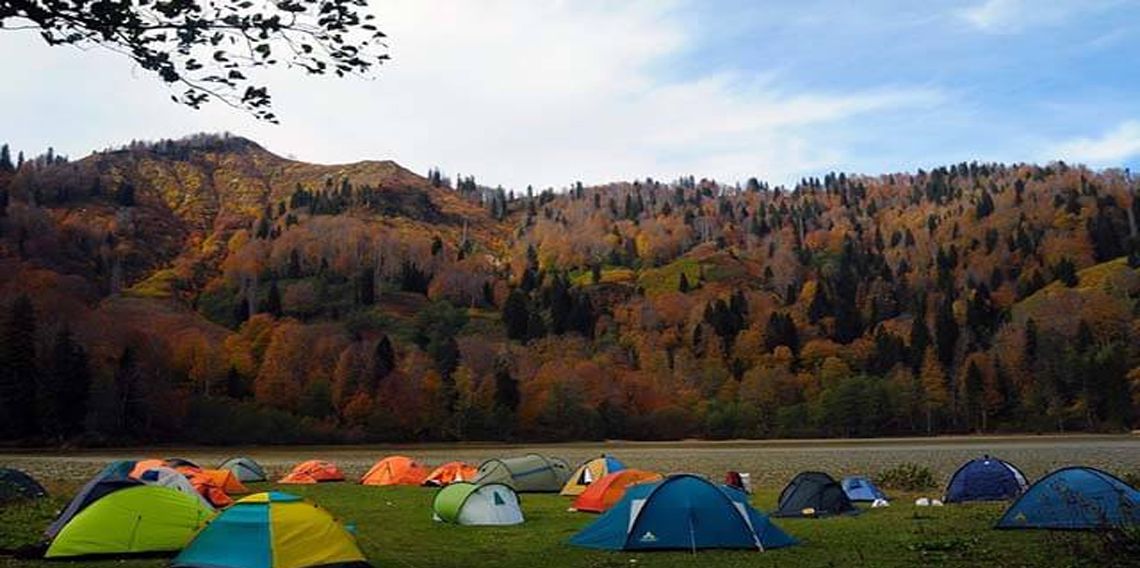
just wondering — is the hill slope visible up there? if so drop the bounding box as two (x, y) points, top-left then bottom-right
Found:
(0, 134), (1138, 444)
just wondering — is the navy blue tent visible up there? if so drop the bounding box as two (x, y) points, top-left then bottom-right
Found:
(842, 476), (888, 503)
(569, 474), (796, 552)
(944, 455), (1028, 503)
(997, 467), (1140, 530)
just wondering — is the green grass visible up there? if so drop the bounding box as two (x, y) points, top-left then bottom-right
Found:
(638, 257), (701, 296)
(0, 483), (1116, 568)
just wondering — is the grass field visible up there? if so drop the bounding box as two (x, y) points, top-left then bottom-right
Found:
(2, 435), (1139, 568)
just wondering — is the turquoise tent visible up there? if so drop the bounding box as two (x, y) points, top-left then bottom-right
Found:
(997, 467), (1140, 530)
(569, 474), (796, 552)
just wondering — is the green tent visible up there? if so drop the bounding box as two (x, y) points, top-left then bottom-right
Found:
(472, 454), (571, 493)
(45, 485), (214, 558)
(433, 482), (524, 525)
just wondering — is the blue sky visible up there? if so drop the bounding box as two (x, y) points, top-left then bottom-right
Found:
(1, 0), (1138, 188)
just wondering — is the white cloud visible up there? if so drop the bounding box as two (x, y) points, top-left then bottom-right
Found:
(0, 0), (942, 188)
(1047, 120), (1140, 166)
(957, 0), (1120, 34)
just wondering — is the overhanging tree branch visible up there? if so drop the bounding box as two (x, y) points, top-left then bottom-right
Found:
(0, 0), (389, 122)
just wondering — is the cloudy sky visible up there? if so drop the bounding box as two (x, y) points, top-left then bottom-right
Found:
(2, 0), (1139, 189)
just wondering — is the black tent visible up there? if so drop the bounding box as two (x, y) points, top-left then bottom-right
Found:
(773, 471), (858, 518)
(0, 468), (47, 504)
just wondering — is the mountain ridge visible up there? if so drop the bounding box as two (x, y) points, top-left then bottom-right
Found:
(0, 134), (1138, 444)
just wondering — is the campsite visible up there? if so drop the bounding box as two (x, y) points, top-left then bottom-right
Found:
(2, 435), (1139, 568)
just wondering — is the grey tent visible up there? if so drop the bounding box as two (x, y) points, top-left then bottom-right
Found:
(473, 454), (571, 492)
(773, 471), (858, 518)
(218, 456), (268, 482)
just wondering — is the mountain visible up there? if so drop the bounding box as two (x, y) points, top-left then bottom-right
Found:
(0, 133), (1138, 445)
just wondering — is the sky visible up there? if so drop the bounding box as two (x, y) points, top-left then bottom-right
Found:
(1, 0), (1139, 189)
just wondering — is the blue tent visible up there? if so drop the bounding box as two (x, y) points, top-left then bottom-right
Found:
(944, 455), (1028, 503)
(842, 476), (888, 502)
(997, 467), (1140, 530)
(569, 474), (797, 552)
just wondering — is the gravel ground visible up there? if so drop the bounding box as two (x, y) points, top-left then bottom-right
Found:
(2, 434), (1138, 489)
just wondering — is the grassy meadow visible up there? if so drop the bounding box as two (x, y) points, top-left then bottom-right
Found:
(2, 435), (1139, 568)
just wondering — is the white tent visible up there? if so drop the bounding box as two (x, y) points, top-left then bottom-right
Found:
(136, 466), (214, 510)
(432, 482), (524, 526)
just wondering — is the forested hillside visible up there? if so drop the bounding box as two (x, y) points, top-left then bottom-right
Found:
(1, 133), (1138, 445)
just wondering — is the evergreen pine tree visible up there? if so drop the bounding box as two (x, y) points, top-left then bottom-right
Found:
(265, 280), (283, 317)
(502, 289), (530, 341)
(40, 327), (90, 439)
(0, 296), (39, 438)
(935, 297), (959, 368)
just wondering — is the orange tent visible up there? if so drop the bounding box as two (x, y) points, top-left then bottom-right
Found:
(129, 460), (169, 479)
(279, 460), (345, 484)
(180, 469), (233, 507)
(178, 467), (249, 494)
(360, 456), (431, 486)
(422, 461), (478, 486)
(573, 469), (663, 513)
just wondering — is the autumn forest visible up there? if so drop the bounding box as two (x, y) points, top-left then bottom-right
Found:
(0, 133), (1138, 445)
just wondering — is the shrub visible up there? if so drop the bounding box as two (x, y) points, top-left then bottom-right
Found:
(875, 462), (937, 491)
(1120, 471), (1140, 489)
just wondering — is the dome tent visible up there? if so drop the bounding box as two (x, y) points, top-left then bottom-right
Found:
(173, 492), (370, 568)
(573, 469), (662, 513)
(218, 456), (268, 482)
(473, 454), (571, 493)
(773, 472), (858, 518)
(569, 474), (796, 552)
(45, 485), (214, 558)
(360, 456), (432, 486)
(432, 482), (524, 525)
(0, 468), (47, 504)
(279, 460), (345, 484)
(45, 460), (139, 539)
(944, 455), (1028, 503)
(561, 455), (627, 496)
(136, 466), (215, 510)
(996, 466), (1140, 530)
(842, 476), (888, 503)
(424, 461), (479, 486)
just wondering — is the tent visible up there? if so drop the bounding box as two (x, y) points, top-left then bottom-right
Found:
(137, 466), (215, 510)
(773, 471), (858, 518)
(0, 467), (47, 504)
(996, 467), (1140, 530)
(172, 492), (370, 568)
(179, 468), (234, 508)
(218, 456), (268, 483)
(569, 474), (797, 551)
(130, 459), (170, 479)
(165, 458), (201, 469)
(432, 482), (524, 525)
(944, 455), (1028, 503)
(473, 454), (571, 493)
(45, 461), (140, 539)
(424, 461), (479, 487)
(573, 469), (662, 513)
(45, 485), (214, 558)
(561, 455), (627, 496)
(842, 476), (888, 503)
(279, 460), (345, 484)
(360, 456), (432, 486)
(180, 467), (249, 494)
